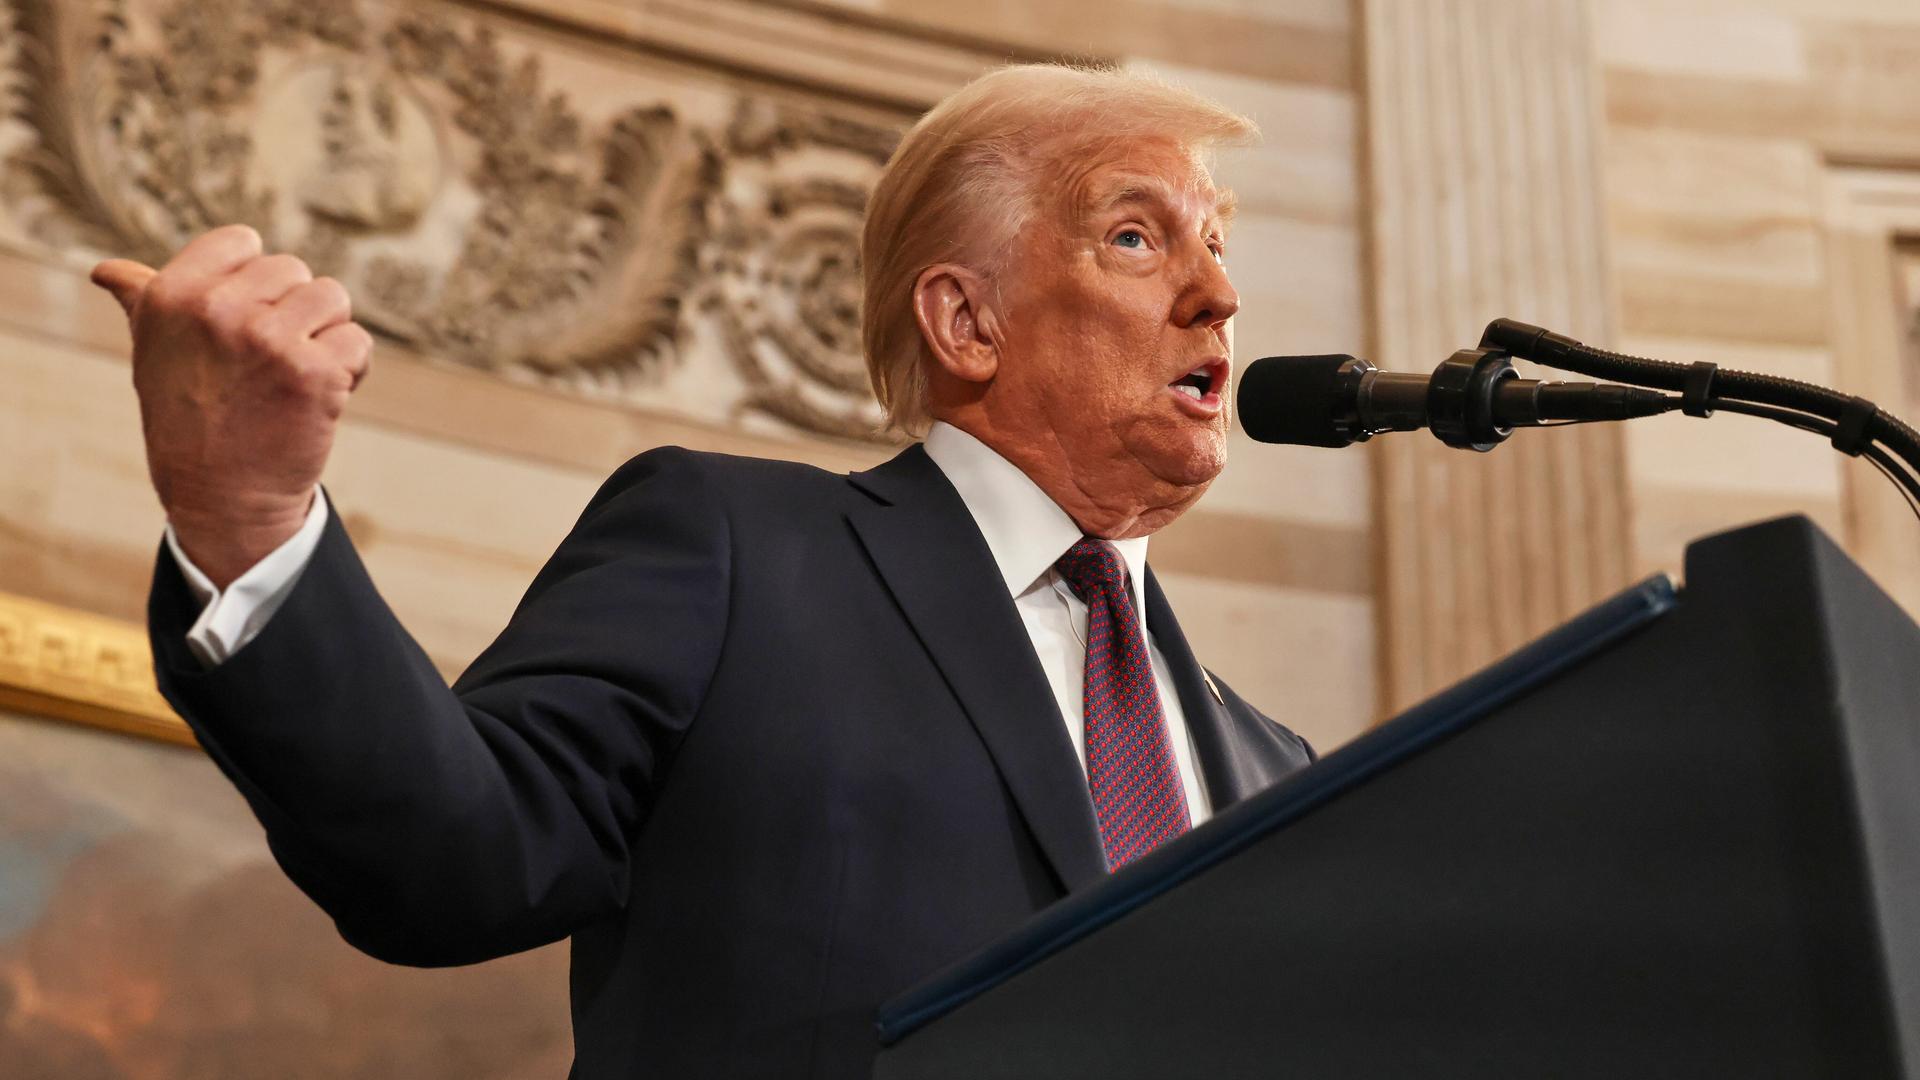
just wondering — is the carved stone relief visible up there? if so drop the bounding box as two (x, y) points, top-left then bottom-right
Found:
(0, 0), (906, 442)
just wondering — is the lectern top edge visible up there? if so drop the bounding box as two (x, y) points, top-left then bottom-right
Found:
(874, 573), (1680, 1046)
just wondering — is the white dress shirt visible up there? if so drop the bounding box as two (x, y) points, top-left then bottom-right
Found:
(165, 421), (1212, 823)
(918, 422), (1211, 823)
(166, 488), (330, 669)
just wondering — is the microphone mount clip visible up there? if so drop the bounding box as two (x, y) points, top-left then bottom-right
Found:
(1426, 347), (1518, 452)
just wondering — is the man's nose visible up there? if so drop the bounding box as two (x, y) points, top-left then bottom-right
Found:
(1175, 251), (1240, 330)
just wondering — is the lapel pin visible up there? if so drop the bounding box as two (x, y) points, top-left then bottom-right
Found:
(1201, 669), (1224, 705)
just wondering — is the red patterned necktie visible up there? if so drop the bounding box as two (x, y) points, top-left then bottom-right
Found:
(1054, 537), (1192, 870)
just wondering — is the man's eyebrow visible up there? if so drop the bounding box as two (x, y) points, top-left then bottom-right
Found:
(1083, 176), (1174, 216)
(1082, 174), (1237, 233)
(1213, 187), (1238, 232)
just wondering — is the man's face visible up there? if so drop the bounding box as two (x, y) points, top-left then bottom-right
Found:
(988, 137), (1240, 531)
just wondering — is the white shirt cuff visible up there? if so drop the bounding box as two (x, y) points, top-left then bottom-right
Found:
(165, 489), (330, 668)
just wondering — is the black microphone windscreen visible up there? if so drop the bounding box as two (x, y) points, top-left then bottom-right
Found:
(1237, 355), (1358, 447)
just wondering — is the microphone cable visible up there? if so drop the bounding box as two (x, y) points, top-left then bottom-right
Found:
(1495, 396), (1920, 522)
(1708, 399), (1920, 523)
(1481, 318), (1920, 527)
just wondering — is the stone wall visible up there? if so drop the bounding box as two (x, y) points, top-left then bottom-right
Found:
(1355, 0), (1920, 709)
(0, 0), (1377, 750)
(1594, 0), (1920, 614)
(6, 0), (1918, 755)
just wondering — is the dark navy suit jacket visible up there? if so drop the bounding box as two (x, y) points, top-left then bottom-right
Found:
(148, 443), (1315, 1078)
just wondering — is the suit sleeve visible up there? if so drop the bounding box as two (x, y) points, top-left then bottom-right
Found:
(148, 448), (730, 966)
(167, 485), (330, 666)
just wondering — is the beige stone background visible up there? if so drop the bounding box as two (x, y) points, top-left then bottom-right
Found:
(1, 0), (1918, 1073)
(0, 0), (1378, 747)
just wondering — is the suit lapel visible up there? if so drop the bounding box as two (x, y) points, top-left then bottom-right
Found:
(1143, 567), (1265, 809)
(847, 446), (1109, 893)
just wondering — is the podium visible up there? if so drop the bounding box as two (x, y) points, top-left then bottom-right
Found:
(872, 516), (1919, 1078)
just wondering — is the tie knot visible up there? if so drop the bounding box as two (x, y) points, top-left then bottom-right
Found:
(1054, 536), (1127, 602)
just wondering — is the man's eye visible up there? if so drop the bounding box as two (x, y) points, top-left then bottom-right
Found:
(1113, 229), (1147, 249)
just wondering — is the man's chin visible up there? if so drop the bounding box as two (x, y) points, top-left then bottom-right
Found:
(1138, 427), (1227, 490)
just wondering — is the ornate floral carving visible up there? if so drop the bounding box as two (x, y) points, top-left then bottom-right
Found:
(358, 16), (715, 377)
(3, 0), (166, 260)
(4, 0), (918, 443)
(15, 0), (657, 367)
(697, 100), (896, 441)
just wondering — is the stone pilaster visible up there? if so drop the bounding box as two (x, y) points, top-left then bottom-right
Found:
(1361, 0), (1632, 710)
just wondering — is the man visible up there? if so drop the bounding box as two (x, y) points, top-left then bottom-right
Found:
(92, 63), (1314, 1077)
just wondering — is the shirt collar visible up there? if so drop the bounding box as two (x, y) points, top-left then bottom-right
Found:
(922, 421), (1151, 605)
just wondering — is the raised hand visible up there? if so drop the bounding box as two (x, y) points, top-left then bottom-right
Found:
(92, 225), (373, 590)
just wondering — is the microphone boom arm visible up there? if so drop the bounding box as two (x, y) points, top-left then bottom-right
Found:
(1478, 318), (1920, 522)
(1234, 318), (1920, 526)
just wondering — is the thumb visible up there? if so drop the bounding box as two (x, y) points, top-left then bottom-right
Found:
(90, 259), (157, 316)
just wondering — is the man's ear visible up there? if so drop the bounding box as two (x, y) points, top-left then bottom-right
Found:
(912, 264), (999, 384)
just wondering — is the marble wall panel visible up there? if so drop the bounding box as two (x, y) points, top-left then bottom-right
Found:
(1607, 129), (1821, 223)
(1594, 3), (1807, 82)
(851, 0), (1352, 90)
(1201, 432), (1372, 531)
(1595, 2), (1920, 606)
(0, 332), (164, 626)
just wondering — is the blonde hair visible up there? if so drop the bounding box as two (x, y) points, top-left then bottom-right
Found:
(861, 63), (1258, 437)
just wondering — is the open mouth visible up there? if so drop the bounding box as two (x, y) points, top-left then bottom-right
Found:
(1168, 360), (1227, 404)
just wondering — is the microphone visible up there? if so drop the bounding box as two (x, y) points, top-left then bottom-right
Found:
(1237, 348), (1675, 452)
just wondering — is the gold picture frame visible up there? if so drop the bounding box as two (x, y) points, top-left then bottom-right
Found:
(0, 591), (195, 747)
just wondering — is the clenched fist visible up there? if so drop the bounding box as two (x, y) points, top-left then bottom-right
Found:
(92, 224), (373, 590)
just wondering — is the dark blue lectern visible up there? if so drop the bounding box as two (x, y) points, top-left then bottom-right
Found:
(873, 516), (1919, 1078)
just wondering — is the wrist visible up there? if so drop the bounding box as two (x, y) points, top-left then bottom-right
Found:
(166, 489), (316, 591)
